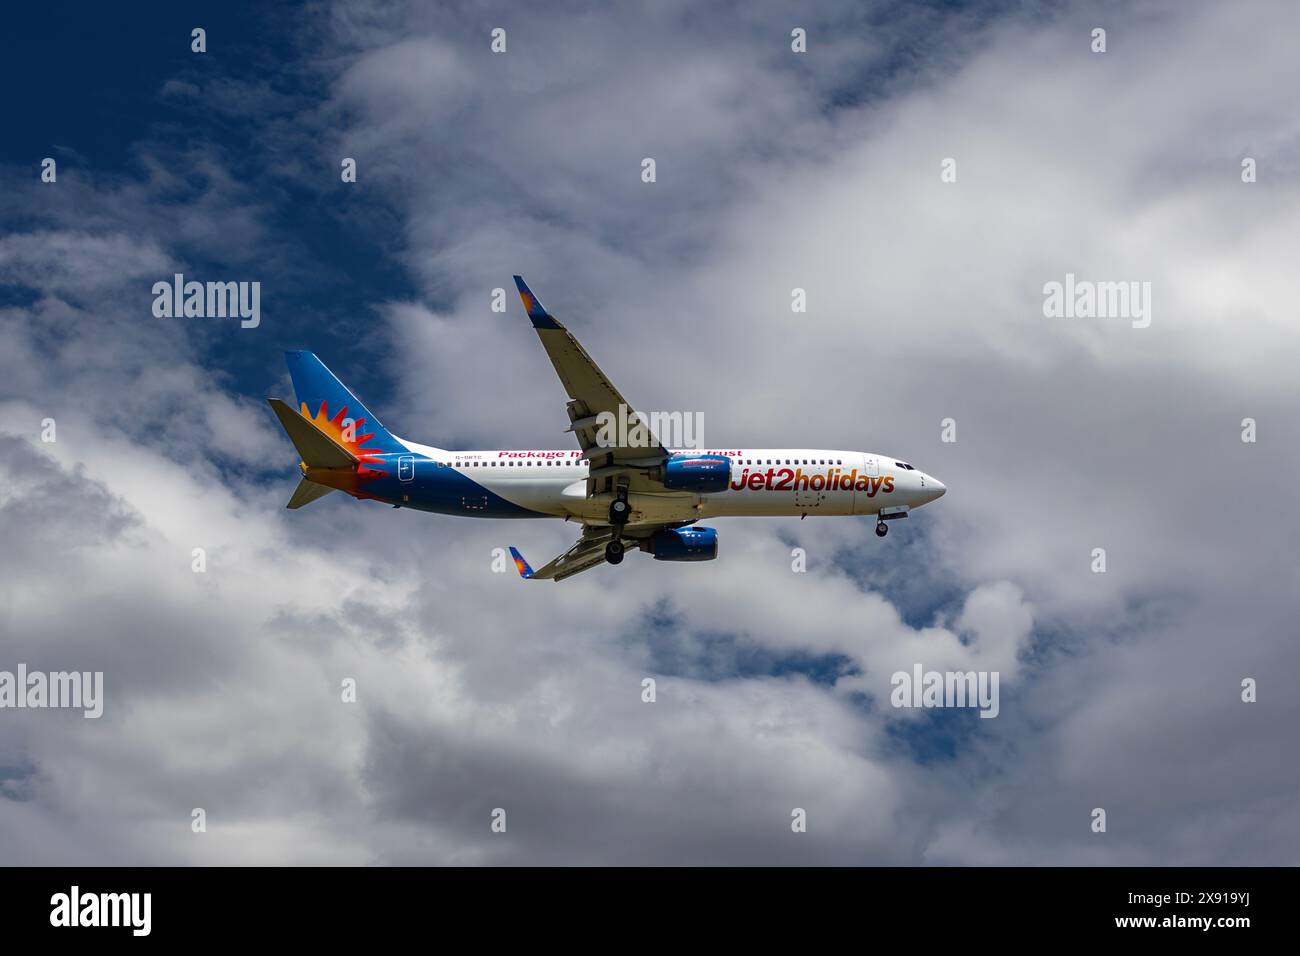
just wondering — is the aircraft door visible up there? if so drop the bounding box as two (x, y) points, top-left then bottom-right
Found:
(853, 453), (879, 515)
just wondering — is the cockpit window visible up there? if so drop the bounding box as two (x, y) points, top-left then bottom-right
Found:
(894, 461), (915, 470)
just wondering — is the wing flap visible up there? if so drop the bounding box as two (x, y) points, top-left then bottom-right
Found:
(512, 276), (670, 498)
(509, 527), (616, 582)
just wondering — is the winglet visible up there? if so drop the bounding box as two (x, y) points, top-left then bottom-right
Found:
(513, 275), (562, 330)
(508, 547), (536, 579)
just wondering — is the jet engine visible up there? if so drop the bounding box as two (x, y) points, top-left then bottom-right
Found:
(647, 526), (719, 562)
(658, 454), (732, 493)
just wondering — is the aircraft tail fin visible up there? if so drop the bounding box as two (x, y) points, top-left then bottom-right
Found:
(283, 351), (406, 454)
(286, 477), (336, 509)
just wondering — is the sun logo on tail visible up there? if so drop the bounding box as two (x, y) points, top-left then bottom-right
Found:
(300, 401), (384, 464)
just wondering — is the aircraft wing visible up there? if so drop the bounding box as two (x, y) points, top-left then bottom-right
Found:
(509, 527), (619, 582)
(513, 276), (670, 496)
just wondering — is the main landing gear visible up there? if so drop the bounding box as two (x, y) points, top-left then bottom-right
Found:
(607, 488), (630, 563)
(875, 520), (889, 538)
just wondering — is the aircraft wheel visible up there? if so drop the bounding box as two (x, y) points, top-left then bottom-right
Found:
(605, 540), (625, 564)
(875, 521), (888, 538)
(609, 497), (630, 524)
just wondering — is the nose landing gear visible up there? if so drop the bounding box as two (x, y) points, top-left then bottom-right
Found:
(875, 505), (909, 539)
(605, 539), (625, 564)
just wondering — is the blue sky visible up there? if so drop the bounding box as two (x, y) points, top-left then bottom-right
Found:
(2, 0), (1299, 864)
(2, 2), (417, 422)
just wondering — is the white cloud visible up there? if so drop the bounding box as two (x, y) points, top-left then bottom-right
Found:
(3, 0), (1299, 865)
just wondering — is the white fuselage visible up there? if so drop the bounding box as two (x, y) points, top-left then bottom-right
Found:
(402, 443), (947, 526)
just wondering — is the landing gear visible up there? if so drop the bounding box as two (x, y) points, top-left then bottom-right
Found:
(875, 506), (907, 538)
(607, 488), (630, 564)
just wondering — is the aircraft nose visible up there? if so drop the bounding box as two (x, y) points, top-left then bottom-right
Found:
(924, 473), (946, 501)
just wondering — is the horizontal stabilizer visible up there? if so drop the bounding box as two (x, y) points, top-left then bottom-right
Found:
(286, 477), (336, 509)
(267, 398), (356, 468)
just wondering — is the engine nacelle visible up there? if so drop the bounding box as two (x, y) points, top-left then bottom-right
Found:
(660, 454), (731, 493)
(649, 526), (719, 562)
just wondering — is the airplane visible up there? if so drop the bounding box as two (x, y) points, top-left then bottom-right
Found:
(267, 276), (946, 581)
